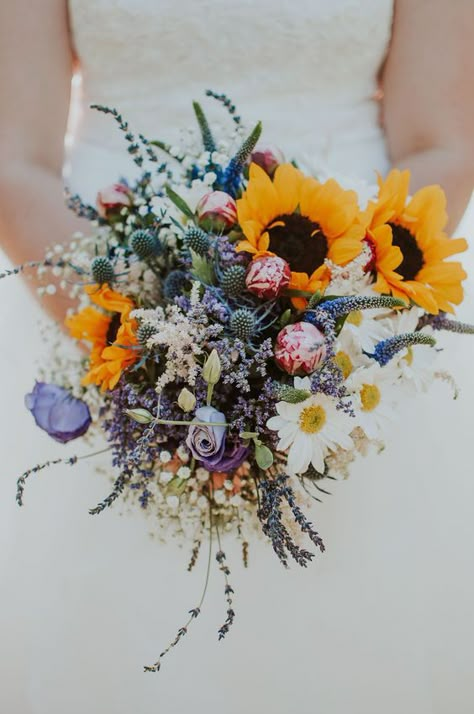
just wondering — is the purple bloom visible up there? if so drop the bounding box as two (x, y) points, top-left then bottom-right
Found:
(186, 406), (226, 463)
(200, 442), (249, 472)
(25, 382), (91, 443)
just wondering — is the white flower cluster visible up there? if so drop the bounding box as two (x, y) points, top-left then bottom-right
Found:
(132, 303), (206, 393)
(268, 306), (439, 478)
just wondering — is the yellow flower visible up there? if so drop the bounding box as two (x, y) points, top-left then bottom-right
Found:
(364, 170), (468, 314)
(236, 163), (365, 308)
(65, 284), (139, 392)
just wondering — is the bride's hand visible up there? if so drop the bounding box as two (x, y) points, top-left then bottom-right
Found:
(381, 0), (474, 233)
(0, 0), (89, 325)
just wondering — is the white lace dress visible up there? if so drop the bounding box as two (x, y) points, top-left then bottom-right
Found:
(1, 1), (474, 712)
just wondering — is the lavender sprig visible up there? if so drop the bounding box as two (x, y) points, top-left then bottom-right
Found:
(88, 471), (129, 515)
(144, 509), (213, 673)
(16, 447), (111, 506)
(64, 187), (99, 220)
(205, 89), (241, 124)
(90, 104), (145, 167)
(257, 475), (319, 568)
(215, 525), (236, 640)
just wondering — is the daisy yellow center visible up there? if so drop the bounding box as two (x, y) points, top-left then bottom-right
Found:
(389, 223), (424, 280)
(267, 213), (329, 274)
(404, 346), (414, 366)
(346, 310), (363, 327)
(334, 351), (353, 379)
(299, 404), (327, 434)
(360, 383), (381, 412)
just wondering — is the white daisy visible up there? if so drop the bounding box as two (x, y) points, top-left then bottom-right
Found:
(380, 307), (437, 392)
(332, 328), (370, 379)
(345, 362), (398, 439)
(267, 377), (354, 476)
(344, 308), (392, 353)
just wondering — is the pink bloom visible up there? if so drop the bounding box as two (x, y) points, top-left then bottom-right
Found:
(274, 322), (327, 376)
(96, 183), (131, 218)
(246, 256), (291, 299)
(362, 236), (377, 273)
(250, 144), (285, 176)
(196, 191), (237, 233)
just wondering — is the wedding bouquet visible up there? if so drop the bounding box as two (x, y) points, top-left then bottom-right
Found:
(6, 91), (473, 671)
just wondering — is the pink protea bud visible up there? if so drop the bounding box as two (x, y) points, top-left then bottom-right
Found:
(96, 183), (131, 218)
(274, 322), (327, 376)
(362, 236), (377, 273)
(250, 144), (285, 176)
(245, 256), (291, 299)
(196, 191), (237, 233)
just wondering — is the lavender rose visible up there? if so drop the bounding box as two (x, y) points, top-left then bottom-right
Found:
(199, 442), (249, 472)
(25, 382), (92, 443)
(186, 406), (227, 463)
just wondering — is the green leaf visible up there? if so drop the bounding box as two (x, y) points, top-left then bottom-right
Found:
(192, 101), (217, 153)
(165, 185), (195, 220)
(255, 443), (274, 470)
(190, 249), (215, 284)
(239, 431), (258, 440)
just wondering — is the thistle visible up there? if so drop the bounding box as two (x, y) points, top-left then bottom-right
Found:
(183, 225), (210, 256)
(91, 256), (115, 285)
(163, 270), (188, 300)
(130, 229), (161, 259)
(221, 265), (247, 296)
(136, 322), (158, 345)
(230, 309), (256, 339)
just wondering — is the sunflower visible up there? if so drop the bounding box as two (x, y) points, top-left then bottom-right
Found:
(363, 169), (467, 314)
(65, 284), (139, 391)
(236, 163), (365, 308)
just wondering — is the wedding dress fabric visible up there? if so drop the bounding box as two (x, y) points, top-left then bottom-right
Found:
(1, 1), (474, 712)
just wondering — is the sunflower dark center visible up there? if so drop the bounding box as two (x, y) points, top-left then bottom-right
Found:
(267, 213), (328, 274)
(389, 222), (424, 281)
(106, 312), (121, 345)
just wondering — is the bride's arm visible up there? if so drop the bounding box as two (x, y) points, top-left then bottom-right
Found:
(382, 0), (474, 233)
(0, 0), (88, 319)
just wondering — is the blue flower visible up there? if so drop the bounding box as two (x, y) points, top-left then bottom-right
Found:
(25, 382), (92, 443)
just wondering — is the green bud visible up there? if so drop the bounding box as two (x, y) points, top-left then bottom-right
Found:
(202, 349), (221, 385)
(124, 408), (154, 424)
(277, 386), (312, 403)
(177, 388), (196, 413)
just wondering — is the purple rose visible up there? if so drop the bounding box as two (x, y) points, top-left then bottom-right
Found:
(200, 442), (250, 472)
(25, 382), (92, 443)
(186, 406), (226, 463)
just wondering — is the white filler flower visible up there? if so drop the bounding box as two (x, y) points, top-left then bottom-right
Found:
(267, 377), (354, 475)
(346, 362), (398, 439)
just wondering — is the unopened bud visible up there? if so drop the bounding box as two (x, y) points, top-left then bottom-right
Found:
(177, 388), (196, 413)
(124, 408), (154, 424)
(202, 349), (221, 385)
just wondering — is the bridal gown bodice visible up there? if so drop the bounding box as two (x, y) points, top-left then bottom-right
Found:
(67, 0), (393, 200)
(2, 2), (474, 713)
